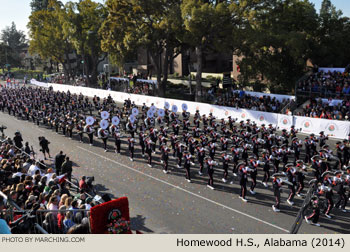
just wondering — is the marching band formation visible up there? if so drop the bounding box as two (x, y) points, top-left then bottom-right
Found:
(1, 85), (350, 227)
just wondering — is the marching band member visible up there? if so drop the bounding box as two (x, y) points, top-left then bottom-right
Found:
(206, 157), (216, 190)
(322, 172), (334, 219)
(248, 156), (259, 195)
(175, 141), (184, 168)
(128, 137), (135, 161)
(126, 120), (136, 138)
(145, 137), (153, 167)
(285, 165), (297, 205)
(304, 195), (321, 226)
(238, 162), (250, 202)
(272, 175), (285, 212)
(319, 131), (328, 148)
(76, 121), (84, 142)
(208, 140), (216, 160)
(262, 150), (271, 188)
(98, 127), (109, 152)
(184, 150), (192, 183)
(197, 146), (205, 176)
(170, 134), (178, 158)
(221, 152), (231, 183)
(161, 145), (170, 174)
(333, 171), (347, 212)
(139, 131), (146, 157)
(172, 120), (180, 136)
(84, 124), (94, 146)
(114, 131), (122, 154)
(295, 161), (306, 197)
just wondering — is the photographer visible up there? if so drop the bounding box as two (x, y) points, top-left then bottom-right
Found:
(13, 131), (23, 149)
(0, 125), (6, 139)
(39, 136), (51, 160)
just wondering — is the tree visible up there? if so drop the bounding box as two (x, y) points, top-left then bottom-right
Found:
(28, 0), (74, 80)
(30, 0), (50, 12)
(235, 0), (318, 93)
(181, 0), (236, 101)
(62, 0), (107, 87)
(310, 0), (350, 67)
(0, 43), (14, 71)
(0, 22), (27, 68)
(100, 0), (185, 96)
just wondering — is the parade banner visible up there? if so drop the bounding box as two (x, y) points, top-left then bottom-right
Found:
(277, 114), (294, 130)
(321, 120), (350, 139)
(243, 110), (279, 127)
(294, 116), (320, 134)
(294, 116), (350, 139)
(46, 82), (350, 139)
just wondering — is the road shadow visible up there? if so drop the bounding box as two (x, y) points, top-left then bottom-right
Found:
(130, 214), (153, 233)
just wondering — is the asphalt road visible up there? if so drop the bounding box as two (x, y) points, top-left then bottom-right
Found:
(0, 85), (349, 234)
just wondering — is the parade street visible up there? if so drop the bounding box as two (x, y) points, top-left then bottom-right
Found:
(1, 110), (349, 234)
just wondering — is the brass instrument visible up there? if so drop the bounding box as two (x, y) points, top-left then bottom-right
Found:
(98, 128), (109, 139)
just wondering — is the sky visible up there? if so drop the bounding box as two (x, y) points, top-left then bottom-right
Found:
(0, 0), (349, 37)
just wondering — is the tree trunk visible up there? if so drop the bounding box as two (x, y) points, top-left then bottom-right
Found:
(62, 63), (69, 83)
(84, 55), (91, 87)
(64, 51), (72, 83)
(148, 50), (162, 97)
(159, 47), (171, 97)
(195, 46), (203, 102)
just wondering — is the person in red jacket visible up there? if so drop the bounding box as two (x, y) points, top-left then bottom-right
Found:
(79, 176), (88, 191)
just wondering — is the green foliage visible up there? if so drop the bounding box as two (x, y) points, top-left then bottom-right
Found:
(28, 0), (73, 77)
(61, 0), (107, 86)
(181, 0), (239, 101)
(100, 0), (185, 96)
(0, 22), (27, 68)
(24, 0), (350, 93)
(310, 0), (350, 67)
(236, 0), (318, 91)
(30, 0), (49, 12)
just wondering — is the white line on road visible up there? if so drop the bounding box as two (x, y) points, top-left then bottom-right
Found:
(77, 146), (290, 233)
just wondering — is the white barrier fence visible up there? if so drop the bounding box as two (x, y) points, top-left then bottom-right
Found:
(318, 67), (346, 73)
(30, 80), (350, 139)
(233, 90), (295, 102)
(30, 79), (49, 88)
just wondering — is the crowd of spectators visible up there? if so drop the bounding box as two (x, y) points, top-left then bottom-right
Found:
(0, 137), (93, 234)
(297, 70), (350, 98)
(214, 92), (289, 113)
(296, 97), (350, 121)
